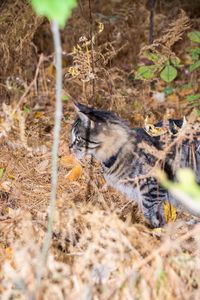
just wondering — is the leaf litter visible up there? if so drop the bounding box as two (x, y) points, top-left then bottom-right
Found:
(0, 0), (200, 299)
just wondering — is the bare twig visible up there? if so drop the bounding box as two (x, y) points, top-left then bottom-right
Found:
(147, 0), (156, 44)
(88, 0), (95, 100)
(17, 54), (45, 109)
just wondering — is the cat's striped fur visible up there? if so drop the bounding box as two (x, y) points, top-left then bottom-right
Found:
(71, 102), (200, 227)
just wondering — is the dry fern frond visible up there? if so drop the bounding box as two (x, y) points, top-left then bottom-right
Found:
(141, 10), (190, 56)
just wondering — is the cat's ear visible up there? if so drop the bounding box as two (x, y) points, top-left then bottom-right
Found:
(73, 102), (95, 128)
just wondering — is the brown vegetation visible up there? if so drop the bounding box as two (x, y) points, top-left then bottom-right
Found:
(0, 0), (200, 299)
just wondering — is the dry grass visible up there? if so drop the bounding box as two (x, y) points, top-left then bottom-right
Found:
(0, 0), (43, 100)
(0, 99), (199, 299)
(140, 10), (190, 56)
(0, 0), (200, 299)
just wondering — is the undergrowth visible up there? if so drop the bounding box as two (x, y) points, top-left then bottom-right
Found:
(0, 1), (200, 299)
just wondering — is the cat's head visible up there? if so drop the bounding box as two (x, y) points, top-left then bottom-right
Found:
(70, 102), (130, 162)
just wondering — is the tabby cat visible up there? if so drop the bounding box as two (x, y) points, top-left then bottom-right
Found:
(71, 102), (200, 227)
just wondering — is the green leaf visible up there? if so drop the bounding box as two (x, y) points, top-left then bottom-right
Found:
(31, 0), (77, 28)
(135, 65), (157, 80)
(143, 51), (162, 63)
(186, 47), (200, 54)
(0, 168), (5, 179)
(163, 86), (173, 96)
(189, 60), (200, 72)
(62, 95), (69, 102)
(176, 169), (200, 200)
(187, 31), (200, 43)
(23, 105), (30, 113)
(187, 47), (200, 61)
(170, 57), (182, 67)
(159, 168), (200, 215)
(186, 94), (200, 102)
(160, 65), (177, 83)
(180, 83), (193, 90)
(197, 110), (200, 116)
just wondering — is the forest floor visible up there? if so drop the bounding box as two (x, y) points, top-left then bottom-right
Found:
(0, 0), (200, 299)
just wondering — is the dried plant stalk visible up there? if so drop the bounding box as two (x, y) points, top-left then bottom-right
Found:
(35, 20), (62, 294)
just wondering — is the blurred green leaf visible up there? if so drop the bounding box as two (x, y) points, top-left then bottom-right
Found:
(31, 0), (77, 27)
(160, 65), (177, 83)
(187, 47), (200, 61)
(161, 169), (200, 200)
(176, 169), (200, 200)
(159, 169), (200, 215)
(163, 86), (173, 96)
(180, 83), (193, 90)
(135, 65), (157, 80)
(23, 105), (30, 113)
(187, 31), (200, 43)
(143, 51), (163, 63)
(186, 94), (200, 102)
(170, 57), (182, 67)
(62, 95), (69, 102)
(189, 60), (200, 72)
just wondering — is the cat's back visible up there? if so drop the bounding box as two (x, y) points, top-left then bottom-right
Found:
(104, 127), (159, 179)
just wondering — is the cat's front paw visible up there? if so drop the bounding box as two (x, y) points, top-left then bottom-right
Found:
(144, 206), (167, 228)
(148, 214), (166, 228)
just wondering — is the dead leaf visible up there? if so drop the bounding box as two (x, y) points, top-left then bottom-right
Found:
(34, 111), (43, 119)
(167, 94), (179, 103)
(181, 54), (193, 65)
(155, 81), (166, 92)
(179, 88), (194, 97)
(60, 154), (76, 167)
(98, 22), (104, 33)
(133, 113), (144, 124)
(144, 117), (167, 136)
(5, 247), (13, 260)
(163, 202), (177, 223)
(7, 173), (15, 180)
(45, 64), (56, 78)
(66, 163), (82, 181)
